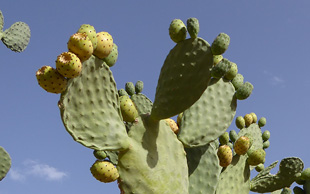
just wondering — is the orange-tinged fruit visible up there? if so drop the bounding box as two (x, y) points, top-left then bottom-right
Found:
(36, 66), (67, 94)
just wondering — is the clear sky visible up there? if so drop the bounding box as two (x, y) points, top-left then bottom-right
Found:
(1, 1), (310, 193)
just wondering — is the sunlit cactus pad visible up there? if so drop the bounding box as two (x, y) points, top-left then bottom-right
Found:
(0, 146), (11, 181)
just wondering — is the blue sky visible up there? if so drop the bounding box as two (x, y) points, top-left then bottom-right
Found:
(1, 1), (310, 193)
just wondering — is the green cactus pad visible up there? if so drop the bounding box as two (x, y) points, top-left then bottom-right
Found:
(303, 180), (310, 193)
(131, 93), (153, 115)
(150, 37), (213, 120)
(187, 17), (199, 39)
(59, 56), (129, 151)
(215, 155), (251, 194)
(103, 43), (118, 67)
(185, 143), (221, 194)
(0, 146), (11, 181)
(118, 115), (189, 194)
(178, 78), (237, 147)
(2, 21), (30, 52)
(0, 10), (3, 32)
(105, 151), (119, 165)
(250, 157), (304, 193)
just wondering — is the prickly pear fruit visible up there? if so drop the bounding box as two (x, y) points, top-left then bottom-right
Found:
(211, 32), (230, 55)
(93, 150), (107, 160)
(262, 130), (270, 141)
(247, 148), (266, 166)
(165, 118), (179, 134)
(231, 73), (244, 90)
(55, 52), (82, 78)
(229, 129), (238, 143)
(118, 89), (128, 97)
(250, 112), (258, 123)
(77, 24), (97, 50)
(281, 187), (292, 194)
(217, 145), (233, 167)
(301, 168), (310, 180)
(244, 114), (253, 127)
(125, 82), (135, 96)
(263, 140), (270, 149)
(255, 163), (265, 172)
(219, 132), (230, 145)
(234, 136), (250, 155)
(177, 112), (183, 127)
(211, 58), (230, 78)
(258, 117), (267, 127)
(119, 95), (138, 122)
(36, 66), (67, 94)
(67, 32), (93, 62)
(186, 17), (199, 39)
(224, 62), (238, 80)
(213, 55), (223, 66)
(103, 43), (118, 67)
(135, 80), (144, 94)
(169, 19), (187, 43)
(235, 116), (245, 129)
(90, 160), (119, 183)
(235, 82), (254, 100)
(93, 32), (113, 59)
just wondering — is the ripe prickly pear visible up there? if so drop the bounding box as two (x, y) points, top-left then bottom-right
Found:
(165, 118), (179, 134)
(90, 160), (119, 183)
(103, 43), (118, 67)
(235, 82), (254, 100)
(67, 32), (94, 62)
(36, 66), (67, 94)
(224, 62), (238, 80)
(250, 112), (258, 123)
(119, 95), (138, 122)
(93, 32), (113, 59)
(186, 17), (199, 39)
(219, 132), (230, 145)
(247, 148), (266, 166)
(235, 116), (245, 129)
(211, 32), (230, 55)
(258, 117), (267, 127)
(55, 52), (82, 78)
(234, 136), (250, 155)
(169, 19), (187, 43)
(244, 114), (253, 127)
(77, 24), (97, 50)
(217, 145), (233, 167)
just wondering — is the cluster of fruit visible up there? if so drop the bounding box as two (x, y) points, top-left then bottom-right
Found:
(35, 24), (117, 94)
(216, 113), (270, 168)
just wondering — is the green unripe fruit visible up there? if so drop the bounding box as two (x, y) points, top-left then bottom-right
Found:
(211, 58), (230, 78)
(301, 168), (310, 180)
(211, 32), (230, 55)
(263, 140), (270, 149)
(219, 132), (229, 145)
(103, 43), (118, 67)
(135, 80), (144, 94)
(235, 116), (245, 129)
(119, 95), (139, 122)
(262, 130), (270, 141)
(247, 148), (266, 166)
(231, 73), (244, 90)
(281, 187), (292, 194)
(258, 117), (267, 127)
(125, 82), (135, 96)
(77, 24), (97, 50)
(255, 163), (265, 172)
(118, 89), (128, 97)
(213, 55), (223, 66)
(90, 160), (119, 183)
(235, 82), (254, 100)
(293, 186), (305, 194)
(217, 145), (233, 167)
(56, 52), (82, 78)
(186, 17), (199, 39)
(93, 150), (107, 160)
(244, 114), (253, 127)
(227, 142), (233, 150)
(295, 174), (306, 185)
(234, 136), (250, 155)
(224, 62), (238, 80)
(67, 32), (94, 62)
(169, 19), (187, 43)
(229, 130), (238, 143)
(250, 112), (258, 123)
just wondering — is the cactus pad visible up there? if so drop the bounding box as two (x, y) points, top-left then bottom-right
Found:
(59, 56), (129, 151)
(151, 37), (213, 120)
(2, 21), (30, 52)
(0, 146), (11, 181)
(178, 78), (237, 147)
(0, 10), (3, 32)
(118, 115), (189, 194)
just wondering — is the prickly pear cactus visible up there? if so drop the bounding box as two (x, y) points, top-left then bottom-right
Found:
(35, 17), (310, 194)
(0, 146), (11, 181)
